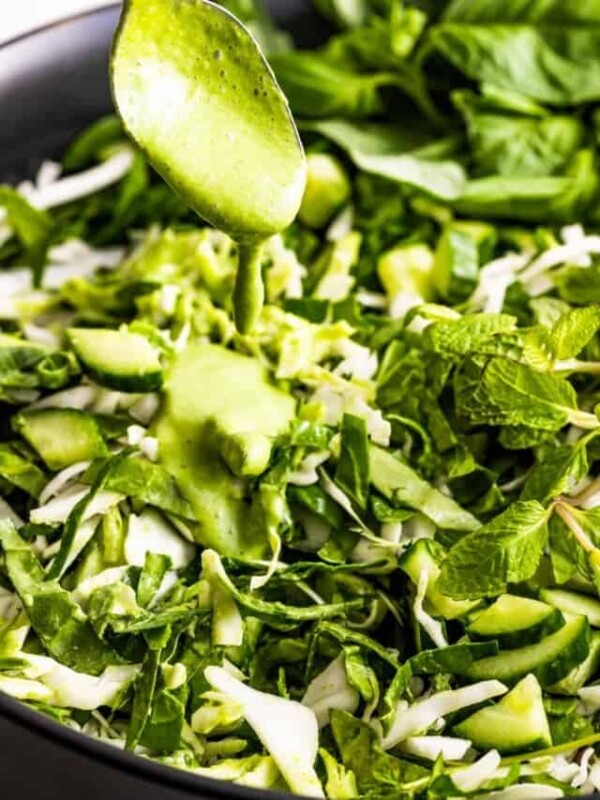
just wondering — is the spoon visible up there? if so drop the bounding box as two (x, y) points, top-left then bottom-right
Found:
(111, 0), (306, 333)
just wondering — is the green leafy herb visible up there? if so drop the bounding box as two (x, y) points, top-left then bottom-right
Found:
(370, 445), (479, 531)
(335, 414), (370, 509)
(438, 501), (551, 599)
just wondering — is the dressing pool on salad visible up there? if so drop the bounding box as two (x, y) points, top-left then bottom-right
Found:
(155, 343), (295, 558)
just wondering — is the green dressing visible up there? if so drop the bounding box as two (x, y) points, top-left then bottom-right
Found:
(155, 343), (295, 557)
(111, 0), (306, 333)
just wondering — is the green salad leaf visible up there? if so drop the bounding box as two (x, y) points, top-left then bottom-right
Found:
(2, 2), (600, 796)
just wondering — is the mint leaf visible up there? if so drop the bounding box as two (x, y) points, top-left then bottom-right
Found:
(455, 357), (592, 431)
(550, 306), (600, 360)
(438, 501), (550, 599)
(521, 431), (600, 504)
(423, 313), (517, 359)
(549, 505), (600, 585)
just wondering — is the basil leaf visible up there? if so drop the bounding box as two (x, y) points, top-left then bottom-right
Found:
(126, 647), (162, 750)
(62, 115), (124, 171)
(429, 21), (600, 106)
(454, 150), (599, 222)
(307, 119), (466, 200)
(313, 0), (367, 29)
(139, 687), (186, 753)
(455, 90), (584, 178)
(270, 52), (387, 118)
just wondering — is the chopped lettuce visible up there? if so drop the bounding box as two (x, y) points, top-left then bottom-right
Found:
(4, 3), (600, 797)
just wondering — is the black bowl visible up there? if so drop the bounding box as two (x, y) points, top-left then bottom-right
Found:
(0, 4), (320, 799)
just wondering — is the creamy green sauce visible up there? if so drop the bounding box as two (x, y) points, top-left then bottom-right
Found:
(155, 344), (295, 558)
(112, 0), (306, 333)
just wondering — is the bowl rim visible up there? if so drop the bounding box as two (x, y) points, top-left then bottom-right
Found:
(1, 2), (121, 51)
(0, 6), (303, 799)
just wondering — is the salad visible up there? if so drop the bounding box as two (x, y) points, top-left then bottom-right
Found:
(3, 0), (600, 798)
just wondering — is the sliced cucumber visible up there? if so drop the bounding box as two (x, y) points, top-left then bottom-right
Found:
(67, 328), (163, 392)
(399, 539), (478, 620)
(14, 409), (107, 470)
(453, 674), (551, 755)
(549, 631), (600, 696)
(540, 588), (600, 628)
(467, 594), (564, 649)
(467, 616), (590, 687)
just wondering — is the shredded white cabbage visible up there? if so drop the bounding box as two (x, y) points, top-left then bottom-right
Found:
(302, 654), (359, 728)
(205, 666), (324, 798)
(29, 385), (98, 411)
(414, 571), (448, 649)
(477, 786), (563, 800)
(389, 290), (424, 320)
(211, 583), (244, 647)
(452, 750), (501, 793)
(400, 735), (471, 761)
(35, 160), (62, 189)
(334, 341), (378, 381)
(578, 683), (600, 712)
(73, 567), (129, 606)
(21, 656), (139, 710)
(0, 496), (24, 527)
(314, 232), (360, 302)
(38, 461), (92, 505)
(382, 680), (507, 749)
(0, 586), (22, 623)
(20, 148), (134, 211)
(288, 451), (331, 486)
(129, 393), (161, 425)
(194, 756), (280, 790)
(326, 204), (354, 242)
(124, 509), (195, 569)
(469, 253), (530, 314)
(295, 509), (332, 552)
(42, 239), (125, 288)
(0, 676), (52, 702)
(265, 234), (307, 301)
(31, 485), (123, 525)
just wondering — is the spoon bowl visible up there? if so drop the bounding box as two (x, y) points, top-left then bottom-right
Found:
(111, 0), (306, 240)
